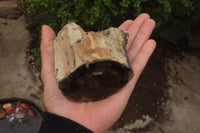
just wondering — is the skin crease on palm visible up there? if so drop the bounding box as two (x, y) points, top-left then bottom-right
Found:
(40, 13), (156, 133)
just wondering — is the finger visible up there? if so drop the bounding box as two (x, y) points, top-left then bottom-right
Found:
(131, 39), (156, 84)
(126, 13), (150, 50)
(40, 25), (56, 84)
(128, 19), (155, 62)
(118, 20), (133, 31)
(40, 25), (60, 99)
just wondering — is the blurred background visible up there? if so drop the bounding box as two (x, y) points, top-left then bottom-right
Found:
(0, 0), (200, 133)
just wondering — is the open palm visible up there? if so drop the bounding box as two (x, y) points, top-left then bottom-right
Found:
(40, 13), (156, 133)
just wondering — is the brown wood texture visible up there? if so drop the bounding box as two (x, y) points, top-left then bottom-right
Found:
(54, 23), (133, 102)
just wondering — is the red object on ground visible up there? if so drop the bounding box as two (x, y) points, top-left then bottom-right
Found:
(28, 109), (36, 117)
(6, 107), (15, 114)
(0, 112), (6, 120)
(20, 103), (30, 110)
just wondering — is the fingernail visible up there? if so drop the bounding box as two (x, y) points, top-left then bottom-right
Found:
(41, 25), (46, 35)
(41, 25), (46, 45)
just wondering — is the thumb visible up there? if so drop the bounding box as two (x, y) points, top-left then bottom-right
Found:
(40, 25), (56, 84)
(40, 25), (72, 113)
(40, 25), (60, 106)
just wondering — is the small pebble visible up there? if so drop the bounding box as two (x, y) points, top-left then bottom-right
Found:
(16, 112), (25, 119)
(28, 109), (36, 117)
(9, 117), (14, 122)
(6, 107), (16, 114)
(20, 103), (30, 110)
(18, 119), (22, 123)
(0, 112), (6, 120)
(15, 107), (19, 113)
(2, 103), (12, 110)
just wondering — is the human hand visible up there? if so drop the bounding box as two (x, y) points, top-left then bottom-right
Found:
(40, 13), (156, 133)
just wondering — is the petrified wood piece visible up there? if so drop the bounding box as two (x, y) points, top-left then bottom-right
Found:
(54, 23), (133, 102)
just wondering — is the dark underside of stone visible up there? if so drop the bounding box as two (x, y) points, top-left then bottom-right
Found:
(58, 61), (133, 102)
